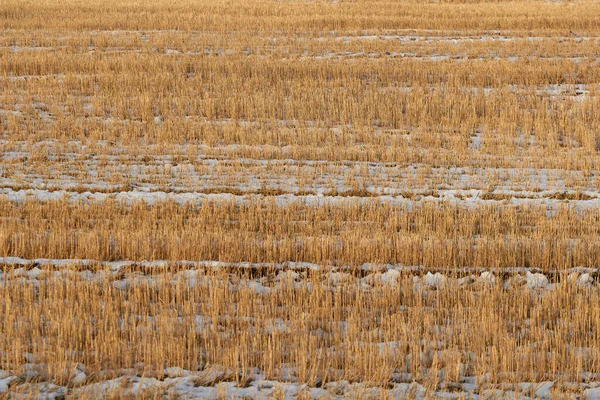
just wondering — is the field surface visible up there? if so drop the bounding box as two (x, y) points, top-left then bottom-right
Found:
(1, 0), (600, 398)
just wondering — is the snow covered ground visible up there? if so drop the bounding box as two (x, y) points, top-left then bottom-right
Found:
(3, 366), (600, 399)
(0, 256), (597, 286)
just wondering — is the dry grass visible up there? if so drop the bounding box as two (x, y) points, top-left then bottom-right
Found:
(2, 0), (600, 397)
(1, 198), (600, 270)
(0, 268), (598, 397)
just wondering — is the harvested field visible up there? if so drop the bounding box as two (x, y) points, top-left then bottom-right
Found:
(1, 0), (600, 398)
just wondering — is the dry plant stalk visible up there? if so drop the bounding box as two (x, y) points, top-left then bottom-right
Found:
(1, 0), (600, 397)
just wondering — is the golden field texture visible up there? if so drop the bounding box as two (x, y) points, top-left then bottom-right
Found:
(1, 199), (600, 270)
(1, 0), (600, 398)
(0, 267), (599, 398)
